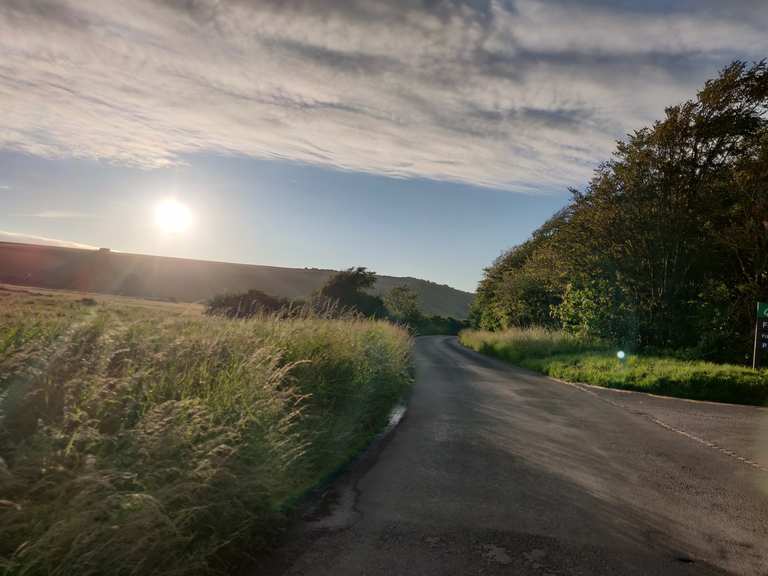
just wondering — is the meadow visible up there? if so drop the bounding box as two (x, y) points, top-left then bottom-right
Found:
(0, 286), (411, 575)
(460, 328), (768, 405)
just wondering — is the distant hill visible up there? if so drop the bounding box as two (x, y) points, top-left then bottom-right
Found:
(0, 242), (473, 319)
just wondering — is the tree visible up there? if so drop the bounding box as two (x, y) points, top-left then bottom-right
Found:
(315, 267), (386, 318)
(552, 280), (637, 345)
(470, 210), (568, 330)
(385, 285), (422, 324)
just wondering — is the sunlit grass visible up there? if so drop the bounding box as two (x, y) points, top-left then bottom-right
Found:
(459, 326), (608, 363)
(0, 288), (411, 575)
(460, 328), (768, 405)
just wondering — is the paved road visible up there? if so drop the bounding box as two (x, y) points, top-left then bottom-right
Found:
(268, 336), (768, 575)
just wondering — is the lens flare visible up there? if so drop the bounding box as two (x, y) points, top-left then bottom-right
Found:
(154, 199), (192, 233)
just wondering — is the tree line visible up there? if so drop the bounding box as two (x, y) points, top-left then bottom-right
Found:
(206, 266), (466, 335)
(471, 61), (768, 363)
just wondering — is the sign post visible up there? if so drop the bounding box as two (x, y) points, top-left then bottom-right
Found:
(754, 302), (768, 370)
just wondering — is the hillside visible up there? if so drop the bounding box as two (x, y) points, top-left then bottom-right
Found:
(0, 241), (473, 318)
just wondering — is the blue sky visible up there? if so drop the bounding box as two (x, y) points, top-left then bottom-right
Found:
(0, 150), (566, 292)
(1, 0), (766, 292)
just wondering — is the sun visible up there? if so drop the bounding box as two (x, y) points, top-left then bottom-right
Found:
(154, 199), (193, 233)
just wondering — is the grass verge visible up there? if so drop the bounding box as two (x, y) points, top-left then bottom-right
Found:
(460, 328), (768, 406)
(0, 289), (411, 575)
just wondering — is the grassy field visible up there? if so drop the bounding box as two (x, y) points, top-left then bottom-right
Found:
(0, 286), (411, 576)
(460, 328), (768, 406)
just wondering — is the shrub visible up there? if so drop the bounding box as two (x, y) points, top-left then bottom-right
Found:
(205, 289), (291, 318)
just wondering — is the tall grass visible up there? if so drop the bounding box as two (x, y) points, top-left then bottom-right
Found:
(459, 327), (608, 364)
(460, 328), (768, 405)
(0, 289), (411, 575)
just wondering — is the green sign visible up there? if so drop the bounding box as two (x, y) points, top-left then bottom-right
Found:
(757, 303), (768, 369)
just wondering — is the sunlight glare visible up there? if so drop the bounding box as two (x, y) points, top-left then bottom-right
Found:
(154, 199), (193, 234)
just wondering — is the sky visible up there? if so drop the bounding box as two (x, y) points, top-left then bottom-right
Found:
(1, 0), (767, 292)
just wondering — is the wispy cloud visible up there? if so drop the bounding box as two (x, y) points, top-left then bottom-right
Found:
(23, 210), (96, 220)
(0, 230), (97, 249)
(0, 185), (10, 190)
(0, 0), (765, 191)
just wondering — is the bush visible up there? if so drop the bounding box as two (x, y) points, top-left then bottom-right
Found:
(0, 292), (411, 575)
(205, 289), (291, 318)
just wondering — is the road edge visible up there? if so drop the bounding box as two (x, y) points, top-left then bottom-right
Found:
(450, 337), (768, 474)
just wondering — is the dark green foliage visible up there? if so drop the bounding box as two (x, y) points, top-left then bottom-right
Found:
(315, 267), (387, 318)
(384, 284), (466, 335)
(552, 280), (638, 347)
(384, 285), (422, 325)
(413, 315), (467, 336)
(205, 289), (291, 318)
(471, 60), (768, 363)
(470, 211), (568, 331)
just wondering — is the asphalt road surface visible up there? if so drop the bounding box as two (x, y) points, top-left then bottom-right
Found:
(267, 336), (768, 575)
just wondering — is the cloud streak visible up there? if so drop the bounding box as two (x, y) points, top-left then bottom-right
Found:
(0, 0), (766, 191)
(24, 210), (95, 220)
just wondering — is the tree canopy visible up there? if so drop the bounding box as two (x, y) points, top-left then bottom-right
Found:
(315, 266), (387, 318)
(471, 60), (768, 363)
(384, 285), (422, 324)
